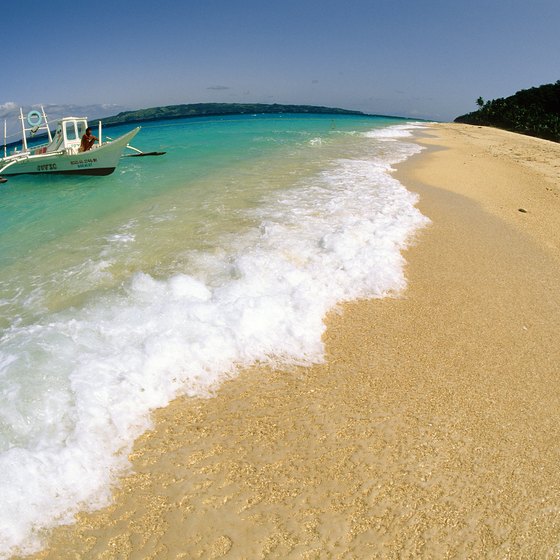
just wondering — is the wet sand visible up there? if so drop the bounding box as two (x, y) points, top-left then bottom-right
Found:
(25, 123), (560, 559)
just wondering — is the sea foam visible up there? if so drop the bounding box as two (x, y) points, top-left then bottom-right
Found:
(0, 123), (429, 557)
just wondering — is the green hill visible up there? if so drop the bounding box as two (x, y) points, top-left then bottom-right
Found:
(454, 81), (560, 142)
(95, 103), (367, 126)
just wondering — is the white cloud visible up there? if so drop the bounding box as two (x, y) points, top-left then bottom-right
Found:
(0, 102), (18, 118)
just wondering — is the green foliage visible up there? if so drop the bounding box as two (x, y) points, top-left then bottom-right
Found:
(455, 81), (560, 142)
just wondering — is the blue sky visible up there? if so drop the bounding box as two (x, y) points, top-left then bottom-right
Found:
(1, 0), (559, 122)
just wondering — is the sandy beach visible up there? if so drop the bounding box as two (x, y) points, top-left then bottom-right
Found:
(23, 123), (560, 559)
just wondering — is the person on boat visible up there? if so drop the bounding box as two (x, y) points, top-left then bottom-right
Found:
(79, 128), (98, 152)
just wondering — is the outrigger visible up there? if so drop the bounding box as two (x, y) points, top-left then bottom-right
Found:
(0, 107), (164, 184)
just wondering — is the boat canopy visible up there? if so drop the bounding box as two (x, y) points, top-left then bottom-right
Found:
(47, 117), (88, 153)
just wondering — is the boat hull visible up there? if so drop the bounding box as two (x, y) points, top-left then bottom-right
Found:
(5, 164), (117, 177)
(0, 128), (139, 177)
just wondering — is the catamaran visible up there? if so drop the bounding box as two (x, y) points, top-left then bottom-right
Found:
(0, 107), (162, 184)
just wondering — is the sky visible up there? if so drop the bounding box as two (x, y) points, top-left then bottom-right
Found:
(1, 0), (559, 124)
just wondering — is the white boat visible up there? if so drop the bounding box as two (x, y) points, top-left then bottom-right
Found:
(0, 107), (142, 183)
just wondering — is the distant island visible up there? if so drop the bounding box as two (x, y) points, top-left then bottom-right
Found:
(455, 80), (560, 142)
(3, 103), (408, 150)
(94, 103), (370, 127)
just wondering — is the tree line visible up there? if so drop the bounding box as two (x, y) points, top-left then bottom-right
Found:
(455, 81), (560, 142)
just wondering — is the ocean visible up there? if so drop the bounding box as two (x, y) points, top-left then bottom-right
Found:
(0, 113), (429, 557)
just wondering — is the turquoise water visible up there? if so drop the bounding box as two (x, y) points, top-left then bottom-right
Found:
(1, 114), (399, 327)
(0, 113), (429, 557)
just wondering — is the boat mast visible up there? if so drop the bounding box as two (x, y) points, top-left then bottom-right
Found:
(18, 108), (28, 152)
(3, 119), (6, 158)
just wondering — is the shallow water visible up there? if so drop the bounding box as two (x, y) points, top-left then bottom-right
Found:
(0, 113), (428, 557)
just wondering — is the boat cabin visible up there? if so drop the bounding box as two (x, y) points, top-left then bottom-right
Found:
(46, 117), (89, 154)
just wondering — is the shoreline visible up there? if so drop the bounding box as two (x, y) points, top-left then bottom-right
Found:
(20, 123), (560, 559)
